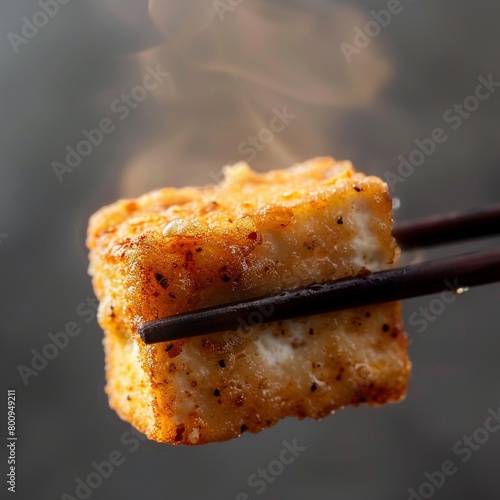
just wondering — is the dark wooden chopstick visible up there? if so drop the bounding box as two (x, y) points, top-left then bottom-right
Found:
(393, 204), (500, 249)
(139, 205), (500, 344)
(140, 248), (500, 343)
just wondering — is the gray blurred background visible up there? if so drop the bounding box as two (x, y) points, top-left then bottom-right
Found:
(2, 1), (500, 499)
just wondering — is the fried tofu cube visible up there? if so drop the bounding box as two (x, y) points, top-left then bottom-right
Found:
(87, 157), (410, 445)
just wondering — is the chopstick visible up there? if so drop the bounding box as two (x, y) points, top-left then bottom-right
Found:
(393, 204), (500, 249)
(139, 205), (500, 344)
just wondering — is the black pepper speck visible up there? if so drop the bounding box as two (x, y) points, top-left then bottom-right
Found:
(155, 273), (169, 289)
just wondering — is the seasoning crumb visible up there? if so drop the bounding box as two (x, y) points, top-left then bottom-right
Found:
(213, 388), (221, 397)
(218, 360), (226, 368)
(220, 266), (231, 282)
(155, 273), (169, 289)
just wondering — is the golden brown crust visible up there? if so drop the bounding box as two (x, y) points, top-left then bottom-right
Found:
(87, 157), (410, 444)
